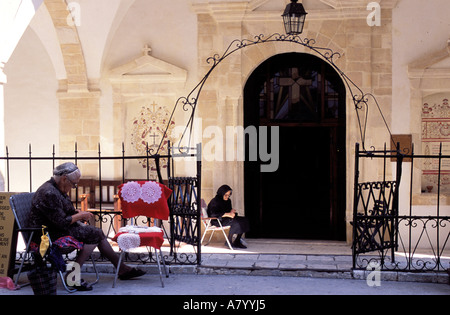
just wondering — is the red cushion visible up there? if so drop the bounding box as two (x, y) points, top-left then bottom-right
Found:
(112, 231), (164, 249)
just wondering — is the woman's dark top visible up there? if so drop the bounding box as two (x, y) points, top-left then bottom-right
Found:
(29, 177), (105, 244)
(206, 185), (249, 235)
(207, 185), (233, 219)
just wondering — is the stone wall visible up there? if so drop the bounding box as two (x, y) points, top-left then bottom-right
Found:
(192, 1), (396, 242)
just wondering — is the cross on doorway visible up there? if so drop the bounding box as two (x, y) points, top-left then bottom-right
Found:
(277, 68), (313, 119)
(278, 69), (312, 103)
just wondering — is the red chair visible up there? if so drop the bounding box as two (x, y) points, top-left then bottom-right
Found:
(111, 181), (172, 288)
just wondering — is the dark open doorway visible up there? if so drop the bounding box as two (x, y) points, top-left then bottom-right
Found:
(244, 53), (346, 241)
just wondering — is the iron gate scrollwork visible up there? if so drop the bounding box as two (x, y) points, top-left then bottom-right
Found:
(352, 143), (402, 270)
(352, 142), (450, 272)
(353, 181), (399, 259)
(167, 144), (202, 265)
(168, 176), (201, 264)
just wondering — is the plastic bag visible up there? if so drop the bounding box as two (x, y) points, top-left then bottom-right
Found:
(39, 226), (50, 258)
(0, 277), (16, 291)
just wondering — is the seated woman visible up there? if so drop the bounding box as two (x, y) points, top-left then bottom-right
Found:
(207, 185), (249, 249)
(29, 162), (145, 291)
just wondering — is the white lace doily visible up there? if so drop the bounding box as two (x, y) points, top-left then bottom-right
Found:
(120, 181), (142, 203)
(141, 181), (163, 204)
(117, 233), (141, 251)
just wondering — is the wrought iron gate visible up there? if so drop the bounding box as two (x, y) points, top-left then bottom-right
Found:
(352, 142), (450, 272)
(167, 144), (202, 265)
(352, 143), (401, 269)
(168, 176), (201, 264)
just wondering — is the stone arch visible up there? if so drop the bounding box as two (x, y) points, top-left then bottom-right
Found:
(43, 0), (101, 159)
(44, 0), (88, 92)
(240, 36), (346, 88)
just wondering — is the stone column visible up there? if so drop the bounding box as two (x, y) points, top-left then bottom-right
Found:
(57, 89), (101, 174)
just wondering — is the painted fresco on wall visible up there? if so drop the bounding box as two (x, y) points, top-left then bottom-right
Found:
(128, 101), (175, 174)
(422, 94), (450, 193)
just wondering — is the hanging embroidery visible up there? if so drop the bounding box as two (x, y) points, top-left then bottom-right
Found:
(120, 181), (142, 203)
(118, 181), (172, 220)
(141, 181), (162, 204)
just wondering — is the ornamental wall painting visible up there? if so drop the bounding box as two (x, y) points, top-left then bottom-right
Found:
(421, 94), (450, 193)
(130, 102), (175, 171)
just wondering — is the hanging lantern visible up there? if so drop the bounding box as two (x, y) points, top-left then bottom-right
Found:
(282, 0), (308, 35)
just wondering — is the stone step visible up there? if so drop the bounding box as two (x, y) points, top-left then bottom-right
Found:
(80, 253), (449, 285)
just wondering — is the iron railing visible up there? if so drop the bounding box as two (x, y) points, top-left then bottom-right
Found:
(4, 142), (202, 266)
(353, 143), (450, 272)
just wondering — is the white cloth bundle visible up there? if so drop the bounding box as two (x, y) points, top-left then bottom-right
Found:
(117, 233), (141, 251)
(118, 225), (162, 234)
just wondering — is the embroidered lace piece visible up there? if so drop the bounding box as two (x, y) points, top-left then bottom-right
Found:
(140, 181), (162, 204)
(117, 233), (141, 251)
(120, 181), (142, 203)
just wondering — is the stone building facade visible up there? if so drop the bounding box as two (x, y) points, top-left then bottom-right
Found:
(1, 0), (449, 243)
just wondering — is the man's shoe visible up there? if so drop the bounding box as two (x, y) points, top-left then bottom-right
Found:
(68, 279), (93, 291)
(119, 268), (146, 280)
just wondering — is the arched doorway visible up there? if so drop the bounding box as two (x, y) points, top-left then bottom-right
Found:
(244, 52), (346, 241)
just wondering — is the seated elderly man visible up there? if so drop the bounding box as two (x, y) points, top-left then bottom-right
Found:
(29, 162), (145, 291)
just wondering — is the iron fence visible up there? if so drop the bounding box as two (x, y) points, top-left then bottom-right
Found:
(4, 142), (202, 266)
(352, 143), (450, 272)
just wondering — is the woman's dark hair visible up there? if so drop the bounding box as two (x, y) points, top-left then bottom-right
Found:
(216, 185), (232, 197)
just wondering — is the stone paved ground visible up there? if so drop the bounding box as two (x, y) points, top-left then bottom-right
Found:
(3, 239), (449, 298)
(2, 272), (449, 297)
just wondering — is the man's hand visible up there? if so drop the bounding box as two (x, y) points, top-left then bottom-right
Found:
(71, 211), (93, 224)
